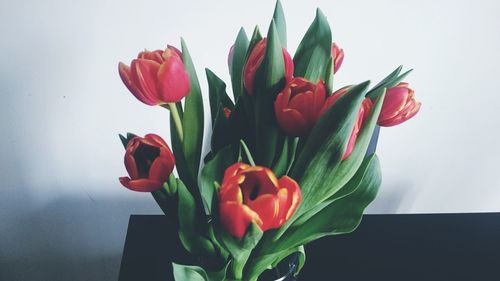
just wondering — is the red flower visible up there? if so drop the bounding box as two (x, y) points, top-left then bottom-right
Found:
(119, 134), (175, 192)
(378, 82), (421, 127)
(219, 163), (301, 239)
(320, 87), (373, 160)
(331, 42), (344, 74)
(243, 38), (294, 96)
(118, 45), (190, 105)
(274, 77), (327, 136)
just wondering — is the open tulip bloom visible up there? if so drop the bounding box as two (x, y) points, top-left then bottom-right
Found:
(116, 1), (421, 280)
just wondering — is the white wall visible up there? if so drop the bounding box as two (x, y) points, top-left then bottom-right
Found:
(1, 0), (499, 279)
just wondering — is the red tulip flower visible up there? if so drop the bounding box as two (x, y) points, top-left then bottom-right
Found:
(243, 38), (294, 96)
(378, 82), (421, 127)
(219, 163), (301, 239)
(118, 46), (190, 106)
(331, 42), (344, 74)
(119, 134), (175, 192)
(274, 77), (327, 136)
(320, 87), (373, 160)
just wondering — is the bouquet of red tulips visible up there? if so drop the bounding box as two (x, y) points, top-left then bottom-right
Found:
(117, 1), (420, 280)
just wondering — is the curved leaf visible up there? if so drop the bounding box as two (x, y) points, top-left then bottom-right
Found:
(293, 8), (332, 82)
(181, 39), (204, 183)
(230, 28), (250, 101)
(272, 154), (382, 251)
(272, 0), (287, 48)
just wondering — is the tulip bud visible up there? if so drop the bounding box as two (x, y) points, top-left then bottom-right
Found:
(118, 45), (190, 106)
(320, 87), (373, 160)
(119, 134), (176, 192)
(378, 82), (421, 127)
(219, 163), (301, 239)
(331, 42), (344, 74)
(243, 38), (294, 96)
(274, 77), (327, 137)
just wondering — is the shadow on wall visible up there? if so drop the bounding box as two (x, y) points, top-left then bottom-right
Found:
(0, 194), (160, 281)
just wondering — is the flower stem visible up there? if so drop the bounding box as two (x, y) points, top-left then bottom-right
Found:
(167, 102), (184, 143)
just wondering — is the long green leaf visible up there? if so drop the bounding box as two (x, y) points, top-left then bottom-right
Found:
(181, 38), (204, 183)
(172, 263), (209, 281)
(253, 20), (285, 166)
(199, 146), (236, 215)
(292, 8), (332, 82)
(272, 0), (287, 48)
(230, 28), (250, 101)
(274, 154), (381, 250)
(206, 68), (233, 124)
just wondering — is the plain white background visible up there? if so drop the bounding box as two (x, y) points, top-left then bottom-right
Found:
(1, 0), (499, 279)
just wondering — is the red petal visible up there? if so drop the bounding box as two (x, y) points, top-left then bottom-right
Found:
(246, 194), (280, 231)
(124, 151), (139, 180)
(144, 133), (169, 148)
(157, 56), (190, 103)
(130, 59), (161, 104)
(379, 86), (410, 122)
(219, 202), (262, 239)
(278, 176), (302, 221)
(276, 108), (309, 136)
(119, 62), (157, 105)
(222, 162), (250, 185)
(149, 157), (173, 183)
(120, 178), (163, 192)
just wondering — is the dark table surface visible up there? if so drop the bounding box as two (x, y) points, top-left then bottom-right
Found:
(118, 213), (500, 281)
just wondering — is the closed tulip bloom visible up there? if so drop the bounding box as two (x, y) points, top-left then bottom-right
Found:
(118, 45), (190, 105)
(320, 87), (373, 160)
(119, 134), (175, 192)
(331, 42), (344, 74)
(378, 82), (421, 127)
(219, 163), (301, 239)
(243, 38), (294, 96)
(275, 77), (327, 136)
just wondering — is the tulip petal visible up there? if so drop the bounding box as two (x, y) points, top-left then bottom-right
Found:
(378, 86), (410, 121)
(278, 176), (302, 221)
(145, 133), (169, 148)
(119, 62), (157, 105)
(277, 108), (309, 136)
(131, 59), (161, 104)
(247, 194), (280, 231)
(220, 202), (262, 239)
(222, 162), (250, 185)
(119, 177), (163, 192)
(157, 56), (190, 103)
(149, 157), (172, 183)
(124, 151), (139, 180)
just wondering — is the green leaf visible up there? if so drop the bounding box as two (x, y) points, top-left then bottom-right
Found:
(273, 154), (381, 250)
(245, 245), (305, 281)
(272, 0), (287, 48)
(291, 81), (371, 210)
(206, 68), (233, 125)
(181, 38), (204, 184)
(324, 57), (334, 94)
(177, 179), (199, 253)
(172, 263), (209, 281)
(247, 26), (263, 59)
(293, 8), (332, 82)
(199, 146), (236, 215)
(271, 136), (298, 177)
(215, 223), (263, 279)
(230, 28), (250, 101)
(170, 104), (194, 189)
(253, 20), (285, 166)
(367, 66), (412, 98)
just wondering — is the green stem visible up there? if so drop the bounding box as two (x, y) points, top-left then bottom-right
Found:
(240, 140), (255, 166)
(167, 102), (184, 143)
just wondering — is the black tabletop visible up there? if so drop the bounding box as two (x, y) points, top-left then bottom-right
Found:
(118, 213), (500, 281)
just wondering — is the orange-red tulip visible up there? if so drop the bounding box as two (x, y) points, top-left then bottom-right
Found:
(274, 77), (327, 136)
(320, 87), (373, 160)
(118, 46), (190, 105)
(119, 134), (175, 192)
(219, 163), (301, 239)
(243, 38), (294, 96)
(331, 42), (344, 74)
(378, 82), (421, 127)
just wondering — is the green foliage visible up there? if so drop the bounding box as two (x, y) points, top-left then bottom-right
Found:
(230, 28), (250, 101)
(181, 39), (204, 186)
(253, 20), (285, 166)
(293, 9), (332, 82)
